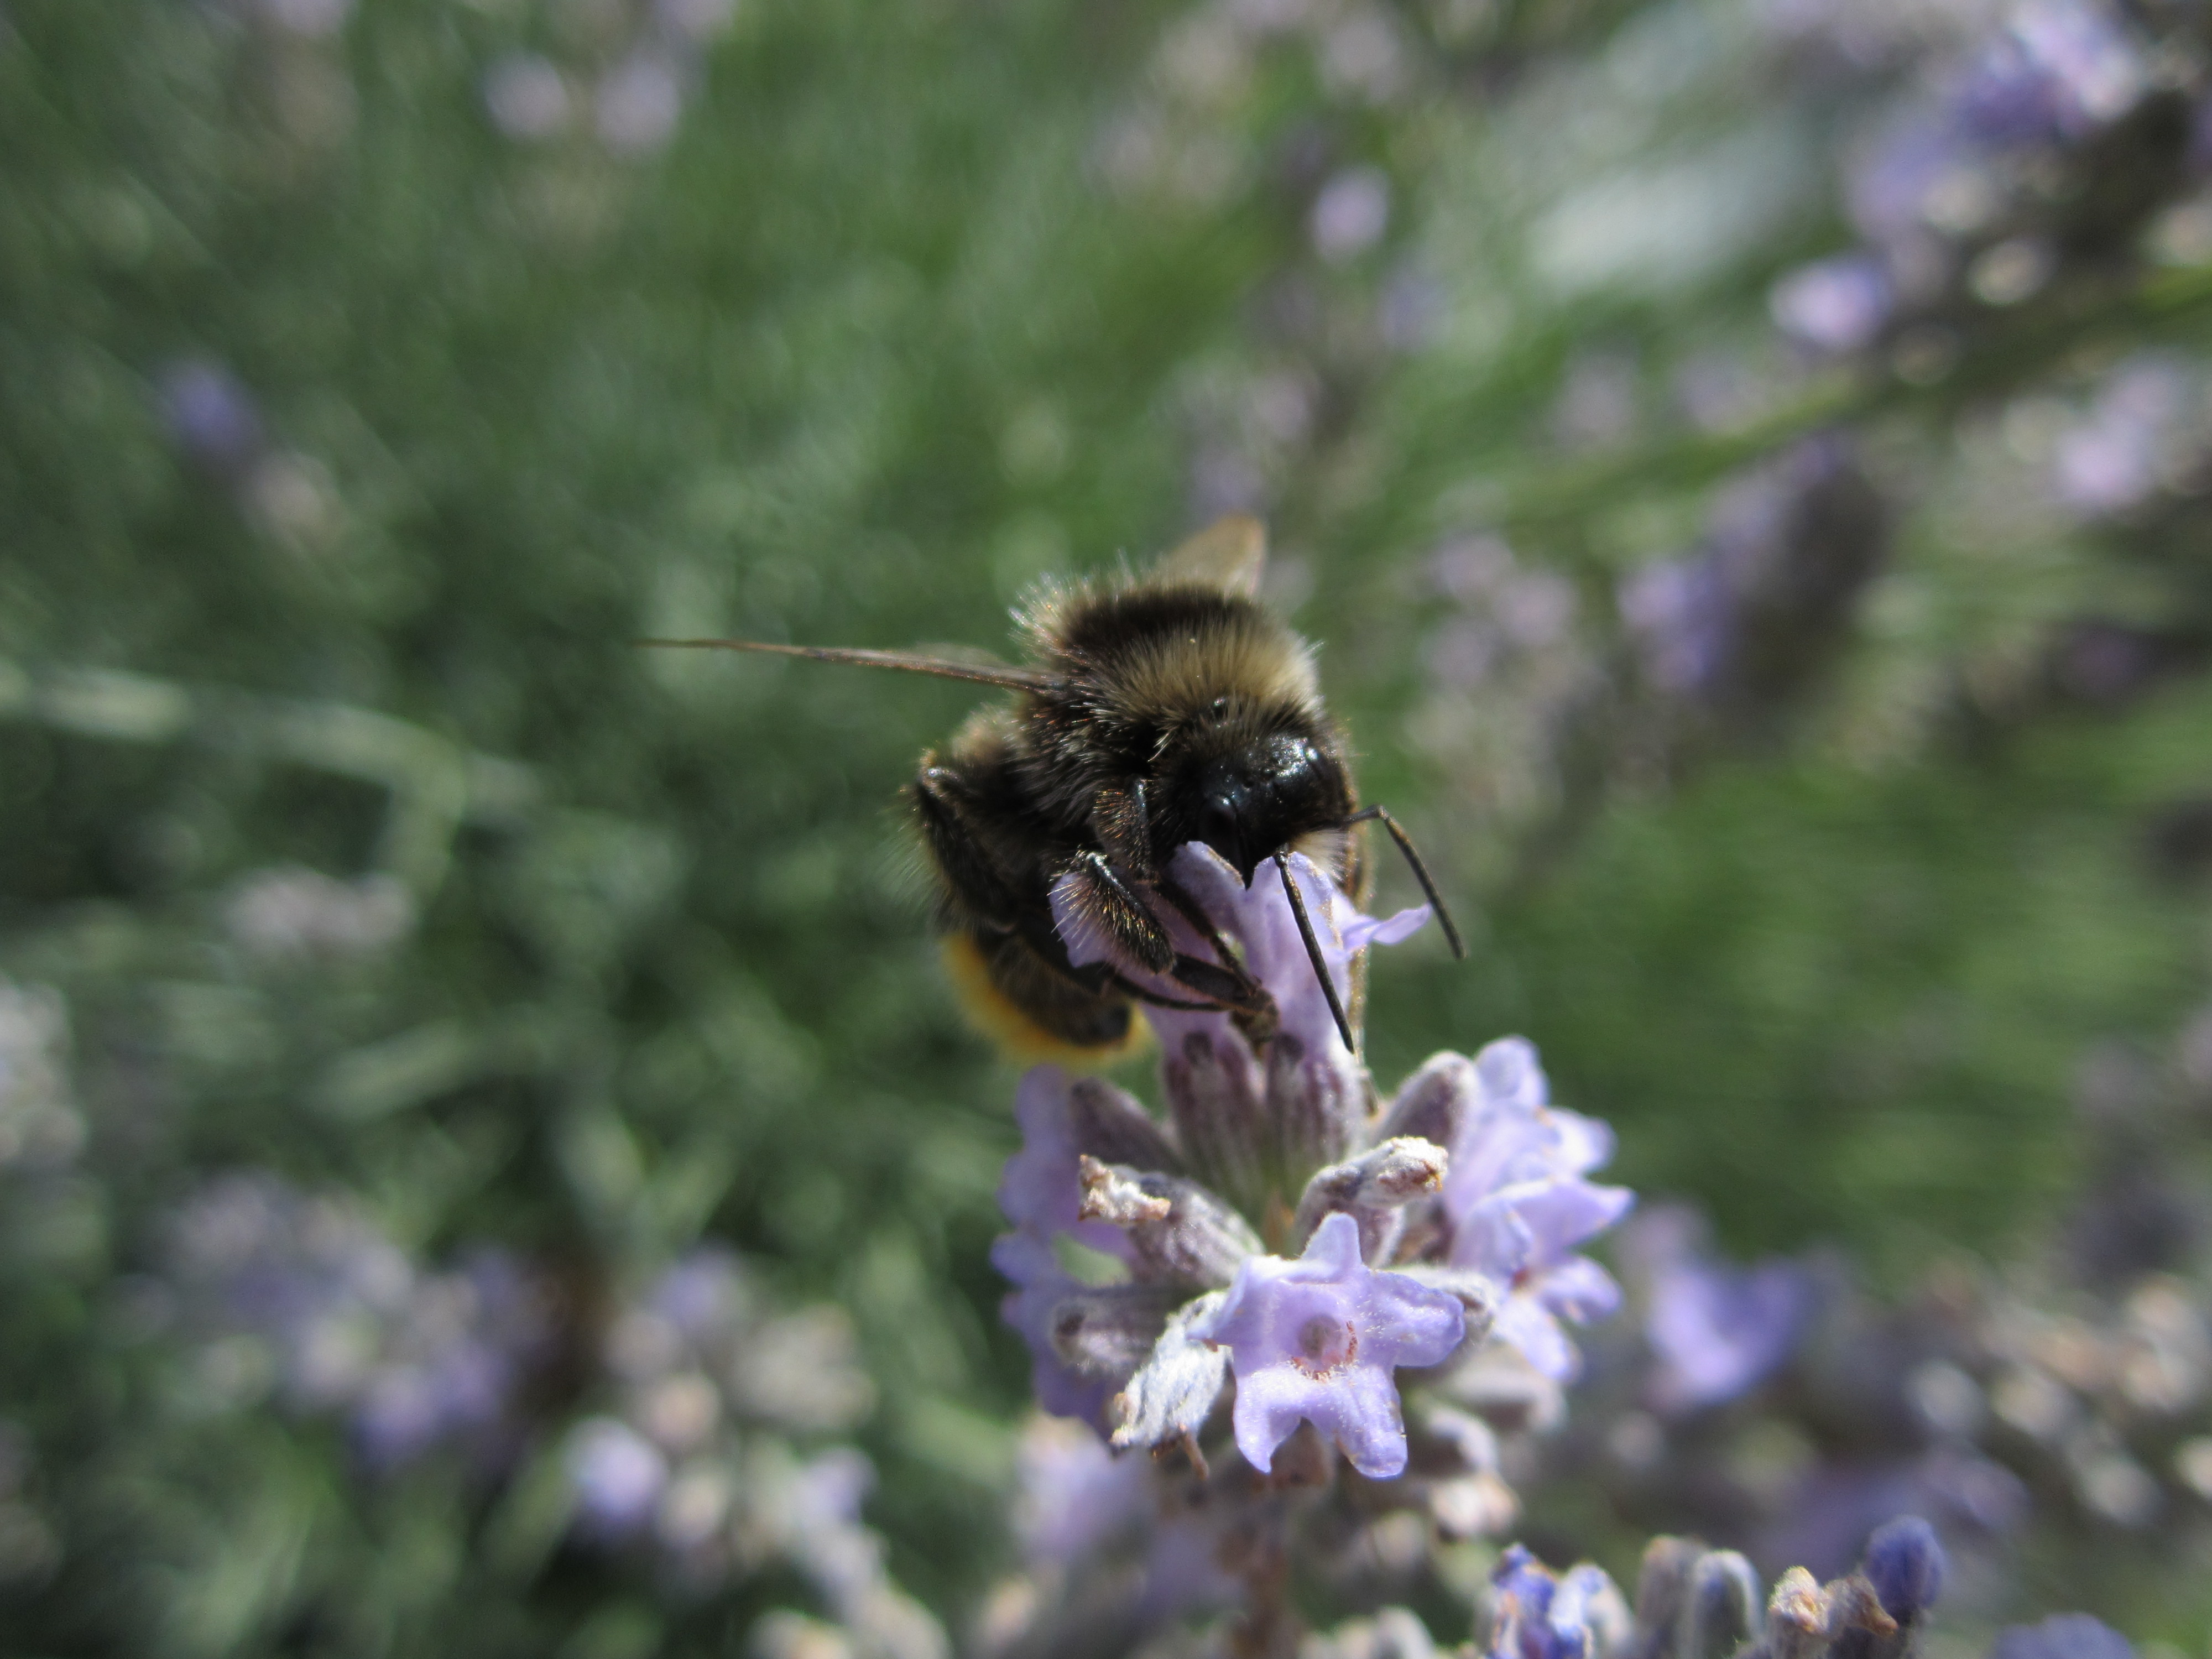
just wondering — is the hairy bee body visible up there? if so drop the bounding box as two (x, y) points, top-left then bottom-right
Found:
(912, 562), (1361, 1059)
(645, 515), (1458, 1065)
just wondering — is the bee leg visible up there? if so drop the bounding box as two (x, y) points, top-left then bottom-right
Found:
(1087, 781), (1158, 881)
(1062, 849), (1177, 974)
(1154, 874), (1266, 1003)
(910, 763), (1024, 926)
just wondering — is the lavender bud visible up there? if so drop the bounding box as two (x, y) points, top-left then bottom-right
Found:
(1265, 1027), (1365, 1187)
(1392, 1264), (1504, 1329)
(1821, 1576), (1898, 1659)
(1630, 1538), (1708, 1659)
(1077, 1157), (1261, 1288)
(1415, 1403), (1503, 1478)
(1049, 1285), (1180, 1381)
(1067, 1076), (1184, 1175)
(1163, 1030), (1270, 1216)
(1377, 1052), (1477, 1149)
(1763, 1569), (1831, 1659)
(1676, 1552), (1761, 1659)
(1291, 1135), (1449, 1261)
(1859, 1517), (1944, 1626)
(1110, 1291), (1231, 1455)
(1430, 1472), (1521, 1541)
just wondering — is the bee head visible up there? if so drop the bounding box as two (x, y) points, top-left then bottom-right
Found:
(1190, 730), (1349, 885)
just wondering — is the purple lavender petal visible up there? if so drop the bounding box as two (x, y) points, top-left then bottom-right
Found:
(1052, 842), (1430, 1065)
(1201, 1212), (1465, 1478)
(991, 1232), (1117, 1427)
(1531, 1255), (1624, 1324)
(1434, 1037), (1631, 1378)
(1490, 1295), (1580, 1384)
(999, 1066), (1133, 1257)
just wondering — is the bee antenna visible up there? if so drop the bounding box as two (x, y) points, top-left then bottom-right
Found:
(1342, 805), (1465, 959)
(1273, 852), (1357, 1056)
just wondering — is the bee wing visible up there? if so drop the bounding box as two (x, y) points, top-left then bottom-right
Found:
(1154, 514), (1267, 598)
(635, 637), (1059, 691)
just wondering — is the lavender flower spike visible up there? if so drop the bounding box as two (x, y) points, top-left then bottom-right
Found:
(1198, 1211), (1465, 1478)
(1441, 1039), (1635, 1381)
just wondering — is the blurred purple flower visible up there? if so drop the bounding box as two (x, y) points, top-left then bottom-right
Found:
(1770, 254), (1894, 355)
(1846, 115), (1973, 243)
(1014, 1413), (1151, 1566)
(1990, 1615), (2136, 1659)
(1634, 1207), (1811, 1413)
(1624, 437), (1888, 714)
(565, 1416), (669, 1536)
(596, 51), (685, 156)
(1311, 167), (1390, 263)
(1619, 556), (1736, 697)
(2053, 357), (2191, 517)
(1438, 1039), (1632, 1383)
(155, 358), (263, 477)
(648, 1245), (752, 1339)
(1488, 1545), (1626, 1659)
(993, 1068), (1139, 1426)
(1197, 1211), (1464, 1478)
(1950, 0), (2143, 147)
(166, 1176), (551, 1470)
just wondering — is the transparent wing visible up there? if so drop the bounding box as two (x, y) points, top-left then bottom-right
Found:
(1153, 514), (1267, 598)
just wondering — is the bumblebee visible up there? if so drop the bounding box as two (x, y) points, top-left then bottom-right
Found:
(650, 518), (1460, 1063)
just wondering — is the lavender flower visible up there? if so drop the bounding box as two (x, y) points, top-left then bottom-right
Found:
(1439, 1040), (1634, 1383)
(1634, 1207), (1812, 1413)
(1620, 436), (1888, 724)
(987, 836), (1635, 1654)
(1001, 842), (1632, 1496)
(1949, 0), (2143, 148)
(1052, 841), (1428, 1077)
(163, 1174), (552, 1469)
(1198, 1211), (1464, 1478)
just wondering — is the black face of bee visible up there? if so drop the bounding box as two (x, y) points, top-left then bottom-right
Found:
(1186, 732), (1349, 886)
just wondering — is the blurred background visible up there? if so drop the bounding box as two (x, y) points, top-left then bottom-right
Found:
(7, 0), (2212, 1653)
